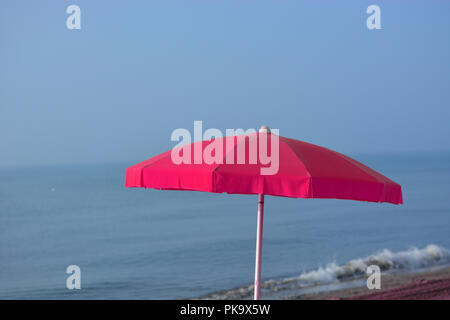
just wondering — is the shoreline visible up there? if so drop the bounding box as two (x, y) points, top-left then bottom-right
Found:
(288, 266), (450, 300)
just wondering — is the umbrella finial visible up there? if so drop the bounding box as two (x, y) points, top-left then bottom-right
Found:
(259, 125), (271, 133)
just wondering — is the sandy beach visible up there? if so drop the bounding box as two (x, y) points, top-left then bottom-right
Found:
(289, 267), (450, 300)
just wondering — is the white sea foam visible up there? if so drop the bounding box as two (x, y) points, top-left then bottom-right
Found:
(202, 244), (450, 300)
(297, 244), (449, 286)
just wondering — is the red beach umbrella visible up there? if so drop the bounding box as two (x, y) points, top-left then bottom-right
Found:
(125, 126), (403, 300)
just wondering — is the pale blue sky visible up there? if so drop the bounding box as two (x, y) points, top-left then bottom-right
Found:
(1, 0), (450, 166)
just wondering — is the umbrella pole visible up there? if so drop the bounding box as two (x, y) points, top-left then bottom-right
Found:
(254, 194), (265, 300)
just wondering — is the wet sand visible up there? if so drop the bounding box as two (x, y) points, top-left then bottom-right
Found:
(288, 266), (450, 300)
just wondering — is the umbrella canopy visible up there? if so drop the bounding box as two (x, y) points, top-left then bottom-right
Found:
(126, 131), (402, 204)
(125, 127), (403, 300)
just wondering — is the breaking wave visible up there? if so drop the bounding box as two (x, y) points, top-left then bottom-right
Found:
(297, 244), (449, 284)
(201, 244), (450, 299)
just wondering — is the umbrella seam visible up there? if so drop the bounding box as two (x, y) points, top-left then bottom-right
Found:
(279, 137), (313, 196)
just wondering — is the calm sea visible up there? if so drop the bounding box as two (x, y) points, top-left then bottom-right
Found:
(1, 152), (449, 299)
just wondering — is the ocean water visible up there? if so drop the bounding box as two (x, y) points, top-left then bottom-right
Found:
(1, 152), (450, 299)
